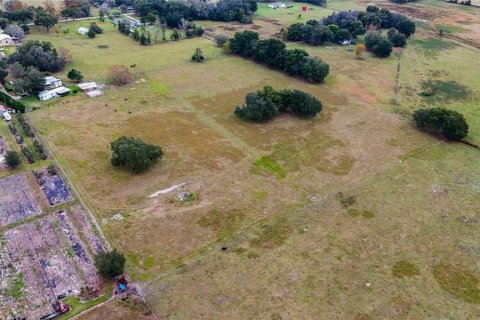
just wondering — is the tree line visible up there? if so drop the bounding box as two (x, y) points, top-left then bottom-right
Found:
(133, 0), (258, 27)
(235, 86), (323, 122)
(226, 30), (330, 83)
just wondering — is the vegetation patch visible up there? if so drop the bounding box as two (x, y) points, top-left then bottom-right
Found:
(251, 156), (287, 179)
(419, 80), (472, 102)
(436, 25), (467, 34)
(249, 217), (292, 249)
(336, 192), (356, 208)
(432, 264), (480, 303)
(5, 272), (24, 299)
(392, 260), (420, 277)
(149, 80), (169, 95)
(411, 38), (458, 52)
(197, 209), (246, 241)
(347, 208), (375, 219)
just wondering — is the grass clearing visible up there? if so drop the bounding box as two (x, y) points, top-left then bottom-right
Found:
(432, 264), (480, 304)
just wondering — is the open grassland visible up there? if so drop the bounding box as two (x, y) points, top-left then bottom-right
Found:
(25, 0), (480, 317)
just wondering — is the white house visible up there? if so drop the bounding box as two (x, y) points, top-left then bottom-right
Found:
(268, 2), (286, 8)
(44, 76), (63, 90)
(77, 27), (89, 36)
(0, 34), (13, 46)
(38, 86), (71, 101)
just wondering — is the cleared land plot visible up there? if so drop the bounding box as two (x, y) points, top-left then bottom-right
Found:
(0, 209), (104, 319)
(0, 173), (43, 227)
(34, 168), (72, 206)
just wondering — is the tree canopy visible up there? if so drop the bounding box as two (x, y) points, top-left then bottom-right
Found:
(110, 136), (163, 173)
(67, 69), (83, 82)
(235, 86), (322, 122)
(94, 249), (126, 279)
(413, 108), (469, 140)
(5, 150), (21, 169)
(8, 40), (66, 72)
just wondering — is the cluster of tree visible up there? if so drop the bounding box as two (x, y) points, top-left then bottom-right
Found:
(133, 0), (257, 27)
(292, 0), (326, 6)
(67, 68), (84, 82)
(132, 27), (152, 44)
(33, 139), (48, 160)
(285, 5), (416, 52)
(110, 136), (163, 173)
(9, 123), (23, 144)
(4, 24), (25, 40)
(12, 67), (45, 95)
(447, 0), (472, 5)
(235, 86), (322, 122)
(0, 5), (57, 32)
(227, 31), (330, 82)
(8, 40), (66, 72)
(364, 31), (392, 57)
(94, 249), (126, 279)
(0, 91), (25, 113)
(87, 22), (103, 38)
(61, 0), (91, 19)
(413, 107), (469, 140)
(285, 20), (362, 45)
(5, 150), (21, 169)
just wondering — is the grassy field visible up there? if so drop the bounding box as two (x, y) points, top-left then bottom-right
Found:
(21, 0), (480, 318)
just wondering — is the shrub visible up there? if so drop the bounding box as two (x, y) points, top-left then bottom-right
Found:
(21, 146), (35, 164)
(191, 48), (204, 62)
(285, 90), (323, 118)
(413, 107), (469, 140)
(387, 29), (406, 47)
(397, 19), (416, 38)
(108, 65), (133, 86)
(5, 151), (21, 168)
(301, 57), (330, 82)
(214, 34), (229, 47)
(111, 136), (163, 173)
(365, 31), (392, 57)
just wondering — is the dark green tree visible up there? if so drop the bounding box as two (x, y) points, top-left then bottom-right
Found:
(387, 29), (406, 47)
(34, 12), (58, 32)
(133, 28), (140, 41)
(372, 38), (392, 57)
(283, 49), (309, 75)
(413, 107), (468, 140)
(397, 19), (416, 38)
(5, 150), (21, 169)
(87, 25), (96, 38)
(229, 30), (258, 56)
(301, 57), (330, 82)
(286, 90), (322, 118)
(94, 249), (126, 279)
(110, 136), (163, 173)
(67, 69), (83, 82)
(170, 28), (181, 41)
(234, 92), (279, 122)
(251, 39), (286, 67)
(335, 29), (351, 43)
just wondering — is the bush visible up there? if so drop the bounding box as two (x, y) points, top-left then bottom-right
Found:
(21, 146), (35, 164)
(5, 151), (21, 169)
(397, 19), (416, 38)
(94, 249), (126, 279)
(111, 136), (163, 173)
(413, 107), (468, 140)
(387, 29), (406, 47)
(365, 31), (392, 57)
(286, 90), (323, 118)
(214, 34), (229, 47)
(191, 48), (204, 62)
(301, 57), (330, 82)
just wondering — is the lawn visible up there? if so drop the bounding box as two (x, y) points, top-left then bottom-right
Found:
(22, 1), (480, 318)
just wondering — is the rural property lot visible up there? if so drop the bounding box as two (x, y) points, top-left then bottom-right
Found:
(19, 0), (480, 318)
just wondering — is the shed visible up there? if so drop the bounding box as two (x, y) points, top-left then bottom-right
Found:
(268, 2), (286, 8)
(77, 27), (89, 36)
(78, 82), (98, 92)
(3, 111), (11, 121)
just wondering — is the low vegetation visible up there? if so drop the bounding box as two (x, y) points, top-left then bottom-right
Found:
(432, 264), (480, 304)
(5, 150), (21, 169)
(392, 260), (420, 277)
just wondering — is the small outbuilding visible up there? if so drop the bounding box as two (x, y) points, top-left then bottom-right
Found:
(76, 27), (89, 36)
(268, 2), (286, 8)
(44, 76), (63, 90)
(78, 81), (103, 97)
(0, 34), (13, 46)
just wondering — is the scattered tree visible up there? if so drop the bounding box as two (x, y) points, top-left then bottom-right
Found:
(170, 28), (181, 41)
(94, 249), (126, 279)
(413, 107), (468, 140)
(87, 25), (96, 38)
(67, 68), (83, 82)
(354, 43), (366, 59)
(108, 65), (133, 86)
(5, 151), (21, 169)
(110, 136), (163, 173)
(191, 48), (204, 62)
(34, 11), (58, 32)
